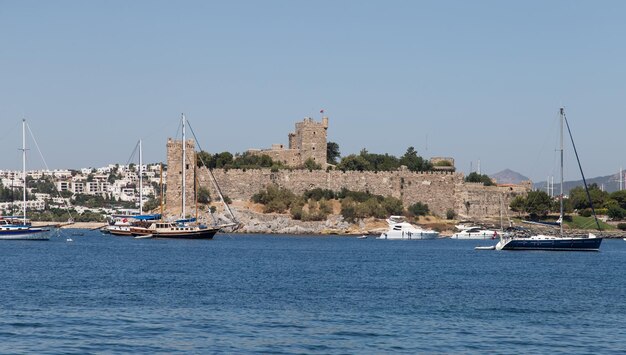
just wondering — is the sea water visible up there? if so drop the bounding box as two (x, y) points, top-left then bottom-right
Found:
(1, 232), (625, 354)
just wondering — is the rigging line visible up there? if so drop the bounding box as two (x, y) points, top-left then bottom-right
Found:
(186, 119), (239, 224)
(562, 109), (601, 231)
(25, 122), (75, 222)
(125, 140), (140, 167)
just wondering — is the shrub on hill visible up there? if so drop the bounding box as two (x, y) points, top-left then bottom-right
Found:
(408, 202), (429, 217)
(252, 186), (405, 222)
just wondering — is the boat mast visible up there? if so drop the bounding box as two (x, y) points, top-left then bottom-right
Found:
(562, 108), (602, 230)
(559, 108), (564, 236)
(139, 139), (143, 214)
(160, 163), (164, 217)
(22, 118), (27, 224)
(181, 113), (186, 219)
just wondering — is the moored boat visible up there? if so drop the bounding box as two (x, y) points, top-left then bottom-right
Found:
(0, 120), (51, 241)
(496, 108), (602, 252)
(377, 216), (439, 240)
(451, 227), (503, 240)
(130, 221), (219, 239)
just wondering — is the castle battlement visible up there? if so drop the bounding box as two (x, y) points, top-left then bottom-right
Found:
(249, 116), (329, 168)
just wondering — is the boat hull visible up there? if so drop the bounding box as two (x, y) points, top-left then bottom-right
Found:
(129, 225), (219, 239)
(0, 228), (50, 240)
(153, 228), (218, 239)
(496, 237), (602, 251)
(107, 226), (133, 236)
(378, 231), (439, 240)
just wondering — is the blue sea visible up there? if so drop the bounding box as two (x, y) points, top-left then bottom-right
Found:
(1, 232), (626, 354)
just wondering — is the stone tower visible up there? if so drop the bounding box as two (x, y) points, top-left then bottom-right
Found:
(291, 117), (328, 166)
(165, 138), (196, 218)
(248, 116), (329, 167)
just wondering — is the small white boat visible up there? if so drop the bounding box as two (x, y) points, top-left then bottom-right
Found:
(378, 216), (439, 240)
(66, 238), (73, 242)
(134, 234), (154, 239)
(474, 245), (495, 250)
(357, 235), (367, 239)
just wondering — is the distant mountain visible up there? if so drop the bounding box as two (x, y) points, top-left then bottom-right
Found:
(489, 169), (530, 185)
(534, 173), (624, 194)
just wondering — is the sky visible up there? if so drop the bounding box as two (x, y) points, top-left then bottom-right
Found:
(1, 0), (625, 182)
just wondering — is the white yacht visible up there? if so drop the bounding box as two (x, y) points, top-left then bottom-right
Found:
(451, 227), (503, 240)
(378, 216), (439, 240)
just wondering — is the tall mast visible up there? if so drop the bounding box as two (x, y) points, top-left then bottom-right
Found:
(160, 163), (164, 217)
(22, 118), (27, 224)
(559, 108), (564, 236)
(139, 139), (143, 214)
(181, 113), (186, 219)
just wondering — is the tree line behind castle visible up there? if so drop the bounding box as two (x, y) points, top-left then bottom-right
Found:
(197, 144), (443, 172)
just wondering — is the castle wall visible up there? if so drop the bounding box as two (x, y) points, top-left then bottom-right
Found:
(454, 182), (528, 219)
(166, 139), (529, 220)
(191, 168), (506, 218)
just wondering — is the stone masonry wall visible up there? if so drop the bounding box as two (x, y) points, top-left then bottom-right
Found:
(165, 139), (530, 220)
(166, 138), (196, 218)
(196, 169), (463, 217)
(454, 182), (528, 219)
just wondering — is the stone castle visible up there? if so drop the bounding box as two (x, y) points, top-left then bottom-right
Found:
(247, 116), (329, 168)
(165, 116), (531, 219)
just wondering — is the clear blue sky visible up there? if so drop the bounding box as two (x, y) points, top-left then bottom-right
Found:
(1, 0), (625, 182)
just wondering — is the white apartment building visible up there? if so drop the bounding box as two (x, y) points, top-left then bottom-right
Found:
(0, 200), (46, 214)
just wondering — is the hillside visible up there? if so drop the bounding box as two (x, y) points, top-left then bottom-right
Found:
(534, 172), (624, 194)
(489, 169), (530, 185)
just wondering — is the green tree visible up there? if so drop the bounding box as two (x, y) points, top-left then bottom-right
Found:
(232, 152), (276, 169)
(359, 149), (400, 171)
(337, 154), (372, 171)
(381, 196), (404, 216)
(607, 205), (626, 220)
(303, 158), (322, 170)
(569, 184), (608, 210)
(399, 146), (432, 172)
(509, 195), (526, 216)
(524, 190), (553, 218)
(197, 187), (211, 204)
(407, 202), (429, 217)
(143, 197), (160, 212)
(196, 151), (216, 168)
(326, 142), (340, 165)
(465, 172), (494, 186)
(610, 190), (626, 209)
(215, 152), (234, 168)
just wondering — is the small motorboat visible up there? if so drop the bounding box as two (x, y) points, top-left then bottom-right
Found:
(134, 234), (154, 239)
(357, 235), (367, 239)
(474, 245), (495, 250)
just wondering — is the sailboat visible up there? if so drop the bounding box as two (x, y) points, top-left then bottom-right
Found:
(104, 139), (161, 236)
(0, 119), (50, 240)
(496, 108), (602, 251)
(129, 114), (238, 239)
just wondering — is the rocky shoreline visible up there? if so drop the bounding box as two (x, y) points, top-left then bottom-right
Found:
(31, 210), (626, 239)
